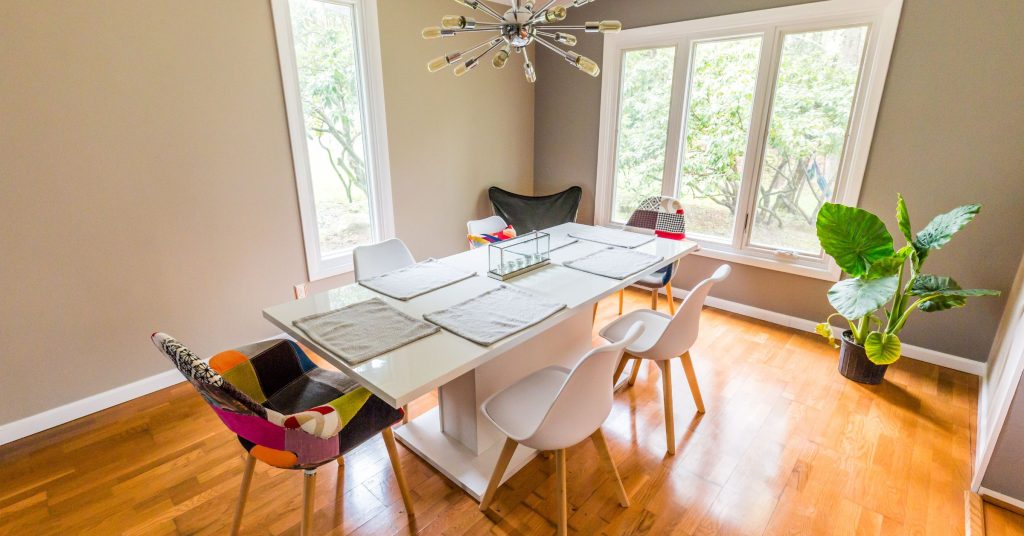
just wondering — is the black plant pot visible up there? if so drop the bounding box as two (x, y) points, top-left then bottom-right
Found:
(838, 330), (888, 385)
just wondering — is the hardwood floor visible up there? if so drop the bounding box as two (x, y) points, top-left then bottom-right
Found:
(0, 289), (979, 535)
(985, 502), (1024, 535)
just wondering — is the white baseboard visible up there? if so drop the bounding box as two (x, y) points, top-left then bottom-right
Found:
(0, 369), (185, 447)
(657, 285), (985, 376)
(979, 487), (1024, 512)
(0, 334), (296, 447)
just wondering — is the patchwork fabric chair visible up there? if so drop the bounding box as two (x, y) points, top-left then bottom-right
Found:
(619, 196), (687, 317)
(151, 334), (413, 536)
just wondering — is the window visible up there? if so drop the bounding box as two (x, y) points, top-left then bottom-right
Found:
(272, 0), (394, 280)
(595, 0), (903, 280)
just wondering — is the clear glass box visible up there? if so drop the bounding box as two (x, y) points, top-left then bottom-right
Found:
(488, 231), (551, 280)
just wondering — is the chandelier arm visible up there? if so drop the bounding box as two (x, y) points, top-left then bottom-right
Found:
(470, 39), (505, 65)
(460, 36), (506, 57)
(448, 27), (505, 34)
(468, 1), (506, 21)
(538, 25), (585, 31)
(534, 35), (574, 61)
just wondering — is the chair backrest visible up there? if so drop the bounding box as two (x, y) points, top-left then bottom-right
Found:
(353, 238), (415, 281)
(647, 264), (731, 359)
(467, 215), (508, 236)
(488, 186), (582, 232)
(522, 323), (645, 451)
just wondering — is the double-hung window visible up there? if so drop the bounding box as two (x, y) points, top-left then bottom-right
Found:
(595, 0), (903, 280)
(272, 0), (394, 280)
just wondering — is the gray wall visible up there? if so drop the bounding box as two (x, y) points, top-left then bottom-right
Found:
(534, 0), (1024, 361)
(0, 0), (533, 426)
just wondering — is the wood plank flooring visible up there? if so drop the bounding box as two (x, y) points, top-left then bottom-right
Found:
(985, 502), (1024, 535)
(0, 289), (980, 535)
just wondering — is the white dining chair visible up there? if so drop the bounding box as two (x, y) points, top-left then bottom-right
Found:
(478, 324), (645, 535)
(352, 238), (417, 423)
(353, 238), (415, 281)
(598, 264), (731, 455)
(466, 215), (509, 249)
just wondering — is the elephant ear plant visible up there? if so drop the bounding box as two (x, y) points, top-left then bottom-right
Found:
(814, 194), (999, 373)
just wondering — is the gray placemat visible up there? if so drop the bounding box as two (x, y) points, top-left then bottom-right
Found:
(562, 247), (664, 280)
(359, 259), (476, 301)
(292, 298), (439, 365)
(423, 286), (566, 346)
(569, 227), (655, 249)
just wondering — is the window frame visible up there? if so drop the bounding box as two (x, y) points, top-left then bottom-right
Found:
(594, 0), (903, 281)
(271, 0), (395, 281)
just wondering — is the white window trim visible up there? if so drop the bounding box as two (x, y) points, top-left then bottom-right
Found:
(594, 0), (903, 281)
(271, 0), (395, 281)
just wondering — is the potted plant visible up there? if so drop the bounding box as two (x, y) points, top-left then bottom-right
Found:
(814, 194), (1000, 384)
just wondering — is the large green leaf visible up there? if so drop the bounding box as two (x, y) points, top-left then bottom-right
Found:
(909, 274), (1001, 312)
(865, 332), (902, 365)
(816, 203), (895, 277)
(827, 275), (899, 320)
(896, 194), (913, 243)
(865, 255), (906, 280)
(912, 204), (981, 262)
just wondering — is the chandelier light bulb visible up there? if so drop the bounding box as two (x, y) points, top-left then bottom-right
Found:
(427, 56), (449, 73)
(598, 20), (622, 33)
(454, 59), (479, 77)
(572, 0), (595, 6)
(554, 32), (577, 46)
(524, 61), (537, 83)
(492, 47), (511, 69)
(545, 6), (568, 23)
(441, 15), (470, 29)
(422, 26), (443, 39)
(454, 0), (479, 8)
(575, 55), (600, 77)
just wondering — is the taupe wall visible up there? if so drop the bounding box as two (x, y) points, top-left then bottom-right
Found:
(0, 0), (532, 426)
(534, 0), (1024, 361)
(983, 377), (1024, 500)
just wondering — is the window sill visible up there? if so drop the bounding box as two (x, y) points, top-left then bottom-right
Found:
(308, 252), (355, 282)
(689, 243), (840, 282)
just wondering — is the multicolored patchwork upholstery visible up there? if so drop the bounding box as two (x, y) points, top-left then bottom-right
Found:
(468, 225), (517, 248)
(152, 334), (404, 469)
(626, 196), (686, 241)
(625, 197), (686, 287)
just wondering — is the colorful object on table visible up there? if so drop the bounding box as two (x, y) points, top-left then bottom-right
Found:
(151, 334), (403, 469)
(468, 224), (517, 248)
(626, 196), (686, 240)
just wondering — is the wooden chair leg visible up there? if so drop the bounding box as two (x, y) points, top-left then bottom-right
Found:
(555, 449), (568, 536)
(618, 289), (624, 315)
(592, 302), (598, 325)
(480, 438), (518, 511)
(680, 352), (706, 414)
(613, 355), (630, 386)
(665, 284), (676, 315)
(230, 453), (257, 536)
(301, 469), (316, 536)
(382, 427), (415, 515)
(660, 361), (676, 455)
(402, 404), (410, 424)
(651, 289), (659, 311)
(627, 359), (641, 386)
(591, 429), (629, 507)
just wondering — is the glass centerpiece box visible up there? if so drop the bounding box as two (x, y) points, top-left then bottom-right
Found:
(488, 231), (551, 281)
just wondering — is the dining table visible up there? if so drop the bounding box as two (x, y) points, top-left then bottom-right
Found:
(263, 222), (699, 501)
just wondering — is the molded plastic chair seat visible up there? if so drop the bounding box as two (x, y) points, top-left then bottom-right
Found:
(481, 366), (570, 442)
(353, 238), (415, 282)
(478, 325), (644, 535)
(600, 264), (731, 455)
(632, 269), (673, 289)
(599, 310), (671, 357)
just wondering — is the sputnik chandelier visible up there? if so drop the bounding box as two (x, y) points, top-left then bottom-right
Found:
(422, 0), (622, 82)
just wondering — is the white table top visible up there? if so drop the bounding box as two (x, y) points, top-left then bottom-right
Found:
(263, 223), (699, 407)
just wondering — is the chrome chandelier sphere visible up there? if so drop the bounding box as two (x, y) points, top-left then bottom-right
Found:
(423, 0), (622, 82)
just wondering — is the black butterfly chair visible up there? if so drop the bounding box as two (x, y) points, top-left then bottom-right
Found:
(488, 186), (583, 232)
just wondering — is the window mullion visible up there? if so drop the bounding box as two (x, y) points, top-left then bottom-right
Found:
(659, 39), (692, 200)
(730, 27), (781, 252)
